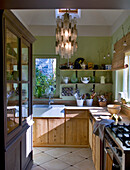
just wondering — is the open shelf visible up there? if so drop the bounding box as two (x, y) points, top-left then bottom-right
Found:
(60, 83), (113, 85)
(60, 69), (112, 71)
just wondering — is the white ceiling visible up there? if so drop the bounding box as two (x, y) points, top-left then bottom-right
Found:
(12, 9), (130, 36)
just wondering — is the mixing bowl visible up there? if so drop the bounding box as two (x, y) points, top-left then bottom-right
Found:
(107, 104), (121, 114)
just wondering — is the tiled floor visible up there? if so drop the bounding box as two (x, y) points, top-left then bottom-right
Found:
(31, 147), (95, 170)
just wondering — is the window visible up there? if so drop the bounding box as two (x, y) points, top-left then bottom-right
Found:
(34, 56), (59, 98)
(123, 55), (129, 100)
(115, 52), (130, 102)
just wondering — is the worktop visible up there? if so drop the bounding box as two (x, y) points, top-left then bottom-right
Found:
(33, 104), (130, 123)
(65, 106), (130, 123)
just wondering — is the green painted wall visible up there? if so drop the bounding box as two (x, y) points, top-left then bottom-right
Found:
(111, 16), (130, 101)
(33, 36), (113, 101)
(33, 36), (112, 65)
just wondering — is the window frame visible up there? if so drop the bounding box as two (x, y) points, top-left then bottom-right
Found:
(123, 55), (129, 100)
(115, 54), (130, 102)
(33, 55), (60, 98)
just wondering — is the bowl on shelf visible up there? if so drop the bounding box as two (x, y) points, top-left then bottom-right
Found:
(107, 104), (121, 114)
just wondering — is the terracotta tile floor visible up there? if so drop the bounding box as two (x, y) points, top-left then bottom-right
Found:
(32, 147), (95, 170)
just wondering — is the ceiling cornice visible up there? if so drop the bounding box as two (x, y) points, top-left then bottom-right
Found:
(111, 11), (130, 34)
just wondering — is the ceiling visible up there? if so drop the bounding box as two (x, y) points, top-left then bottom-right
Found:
(1, 0), (130, 9)
(12, 9), (125, 26)
(11, 9), (130, 36)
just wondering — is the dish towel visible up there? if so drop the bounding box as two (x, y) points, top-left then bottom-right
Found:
(93, 119), (115, 141)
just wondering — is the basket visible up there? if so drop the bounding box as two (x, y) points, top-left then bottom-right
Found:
(99, 101), (107, 107)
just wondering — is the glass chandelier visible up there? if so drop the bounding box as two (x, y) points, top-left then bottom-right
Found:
(55, 12), (78, 59)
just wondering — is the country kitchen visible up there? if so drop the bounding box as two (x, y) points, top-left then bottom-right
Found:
(0, 4), (130, 170)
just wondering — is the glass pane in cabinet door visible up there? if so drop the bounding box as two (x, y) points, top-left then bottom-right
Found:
(22, 84), (29, 121)
(22, 43), (29, 81)
(7, 83), (20, 134)
(6, 29), (19, 81)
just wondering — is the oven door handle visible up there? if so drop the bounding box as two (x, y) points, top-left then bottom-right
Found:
(104, 147), (110, 154)
(112, 163), (120, 169)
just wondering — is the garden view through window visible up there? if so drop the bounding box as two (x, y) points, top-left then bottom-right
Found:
(35, 58), (56, 98)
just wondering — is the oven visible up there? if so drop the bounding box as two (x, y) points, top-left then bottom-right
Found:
(104, 135), (123, 170)
(103, 124), (130, 170)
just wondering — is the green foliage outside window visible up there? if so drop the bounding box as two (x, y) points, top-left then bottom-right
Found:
(35, 67), (56, 98)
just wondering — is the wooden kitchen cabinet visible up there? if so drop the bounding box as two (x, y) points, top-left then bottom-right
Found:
(33, 119), (48, 146)
(92, 118), (101, 170)
(48, 119), (65, 144)
(89, 118), (93, 148)
(96, 136), (101, 170)
(33, 109), (90, 147)
(65, 109), (89, 146)
(66, 118), (88, 145)
(33, 118), (65, 146)
(0, 10), (35, 170)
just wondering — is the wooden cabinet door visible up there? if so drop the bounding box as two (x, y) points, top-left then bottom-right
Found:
(33, 119), (48, 146)
(89, 119), (92, 149)
(5, 138), (21, 170)
(48, 119), (65, 144)
(92, 119), (96, 166)
(105, 153), (113, 170)
(96, 136), (100, 170)
(66, 118), (89, 145)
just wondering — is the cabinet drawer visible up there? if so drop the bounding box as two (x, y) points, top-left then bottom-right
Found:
(65, 110), (89, 118)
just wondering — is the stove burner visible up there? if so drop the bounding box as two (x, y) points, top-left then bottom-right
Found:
(125, 141), (130, 147)
(118, 126), (129, 132)
(109, 123), (130, 148)
(117, 133), (123, 138)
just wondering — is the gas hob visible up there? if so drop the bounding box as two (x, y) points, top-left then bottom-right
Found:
(106, 123), (130, 151)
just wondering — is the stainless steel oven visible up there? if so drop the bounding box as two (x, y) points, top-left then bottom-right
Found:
(103, 124), (130, 170)
(104, 137), (122, 170)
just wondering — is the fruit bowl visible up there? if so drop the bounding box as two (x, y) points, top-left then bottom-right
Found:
(107, 104), (121, 114)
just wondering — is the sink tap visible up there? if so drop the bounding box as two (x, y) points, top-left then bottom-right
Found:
(48, 93), (54, 106)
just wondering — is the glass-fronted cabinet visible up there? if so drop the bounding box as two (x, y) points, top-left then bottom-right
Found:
(0, 10), (35, 170)
(6, 28), (20, 134)
(5, 27), (33, 135)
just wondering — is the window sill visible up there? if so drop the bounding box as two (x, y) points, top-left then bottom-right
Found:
(122, 104), (130, 109)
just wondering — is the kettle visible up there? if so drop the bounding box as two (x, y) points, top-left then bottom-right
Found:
(62, 77), (69, 84)
(81, 77), (90, 84)
(100, 76), (105, 84)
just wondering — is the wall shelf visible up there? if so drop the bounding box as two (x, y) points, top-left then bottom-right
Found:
(60, 69), (112, 72)
(61, 83), (113, 85)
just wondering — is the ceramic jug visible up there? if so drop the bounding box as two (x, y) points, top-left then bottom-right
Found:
(100, 76), (105, 84)
(62, 77), (69, 84)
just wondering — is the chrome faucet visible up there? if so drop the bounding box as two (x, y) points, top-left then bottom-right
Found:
(48, 93), (54, 106)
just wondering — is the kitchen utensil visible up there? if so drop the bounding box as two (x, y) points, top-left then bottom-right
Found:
(77, 99), (84, 107)
(86, 99), (93, 106)
(80, 62), (86, 69)
(71, 72), (78, 83)
(100, 76), (105, 84)
(74, 58), (84, 69)
(99, 101), (107, 107)
(62, 77), (69, 84)
(90, 76), (95, 83)
(81, 77), (90, 84)
(107, 104), (121, 114)
(69, 65), (73, 69)
(88, 62), (93, 69)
